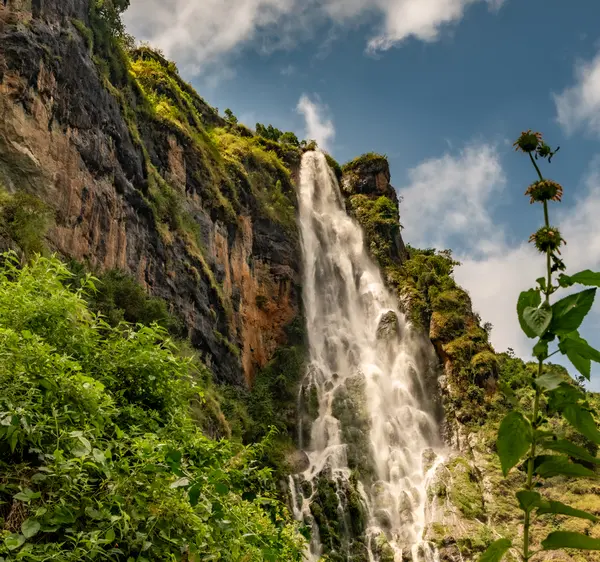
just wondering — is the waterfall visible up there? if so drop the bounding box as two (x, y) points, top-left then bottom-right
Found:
(291, 151), (443, 562)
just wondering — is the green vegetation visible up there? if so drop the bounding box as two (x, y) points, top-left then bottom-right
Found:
(255, 124), (300, 147)
(309, 473), (367, 561)
(219, 316), (307, 476)
(389, 247), (497, 419)
(67, 263), (182, 334)
(0, 254), (305, 560)
(347, 194), (401, 268)
(324, 153), (343, 183)
(0, 189), (53, 259)
(341, 152), (388, 176)
(211, 130), (297, 231)
(480, 131), (600, 561)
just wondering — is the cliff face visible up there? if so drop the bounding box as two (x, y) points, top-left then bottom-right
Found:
(2, 5), (598, 562)
(0, 0), (301, 386)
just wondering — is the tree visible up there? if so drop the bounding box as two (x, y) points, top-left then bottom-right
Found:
(224, 108), (238, 126)
(255, 123), (283, 142)
(280, 131), (300, 146)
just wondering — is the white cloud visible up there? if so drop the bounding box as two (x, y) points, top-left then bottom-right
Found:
(455, 160), (600, 356)
(554, 53), (600, 135)
(297, 95), (336, 150)
(123, 0), (504, 75)
(399, 147), (600, 390)
(399, 144), (505, 252)
(364, 0), (481, 53)
(280, 64), (296, 76)
(123, 0), (297, 75)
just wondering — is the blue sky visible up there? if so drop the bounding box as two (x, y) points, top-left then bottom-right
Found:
(124, 0), (600, 389)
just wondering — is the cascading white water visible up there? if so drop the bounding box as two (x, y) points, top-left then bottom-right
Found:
(291, 151), (442, 562)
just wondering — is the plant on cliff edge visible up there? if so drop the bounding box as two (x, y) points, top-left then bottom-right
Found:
(480, 131), (600, 562)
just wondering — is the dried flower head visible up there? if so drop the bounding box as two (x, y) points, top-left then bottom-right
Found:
(524, 180), (563, 204)
(514, 130), (543, 153)
(529, 226), (566, 254)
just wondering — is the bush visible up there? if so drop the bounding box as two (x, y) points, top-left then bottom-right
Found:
(0, 253), (305, 560)
(0, 190), (53, 258)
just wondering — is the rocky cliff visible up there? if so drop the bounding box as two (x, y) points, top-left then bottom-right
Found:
(1, 2), (598, 561)
(0, 0), (301, 386)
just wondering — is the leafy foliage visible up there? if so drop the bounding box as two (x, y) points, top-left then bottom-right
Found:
(347, 195), (401, 268)
(481, 132), (600, 562)
(0, 190), (53, 258)
(0, 254), (305, 560)
(255, 123), (300, 147)
(66, 264), (181, 334)
(341, 152), (388, 175)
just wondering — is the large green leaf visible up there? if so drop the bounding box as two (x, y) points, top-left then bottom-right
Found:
(4, 534), (25, 551)
(535, 371), (566, 391)
(523, 304), (552, 337)
(550, 289), (596, 335)
(537, 500), (598, 522)
(21, 519), (40, 539)
(559, 334), (600, 374)
(548, 383), (585, 411)
(563, 404), (600, 445)
(534, 455), (597, 478)
(105, 528), (115, 543)
(566, 348), (592, 380)
(542, 531), (600, 550)
(497, 412), (532, 477)
(569, 270), (600, 287)
(544, 439), (600, 465)
(518, 290), (542, 338)
(516, 490), (541, 512)
(478, 538), (512, 562)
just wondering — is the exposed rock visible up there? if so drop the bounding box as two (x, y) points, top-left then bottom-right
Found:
(376, 310), (400, 341)
(286, 449), (310, 474)
(0, 0), (301, 386)
(341, 154), (408, 265)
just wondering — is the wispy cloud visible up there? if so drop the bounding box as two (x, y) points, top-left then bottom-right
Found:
(399, 144), (506, 253)
(554, 52), (600, 135)
(297, 94), (335, 150)
(455, 162), (600, 390)
(123, 0), (505, 76)
(123, 0), (297, 75)
(280, 64), (296, 76)
(399, 147), (600, 390)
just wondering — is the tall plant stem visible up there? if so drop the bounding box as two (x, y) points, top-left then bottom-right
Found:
(522, 155), (554, 562)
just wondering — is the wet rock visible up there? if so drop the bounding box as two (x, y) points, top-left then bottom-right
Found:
(374, 508), (392, 531)
(422, 448), (438, 473)
(286, 449), (310, 474)
(376, 310), (400, 341)
(331, 373), (374, 478)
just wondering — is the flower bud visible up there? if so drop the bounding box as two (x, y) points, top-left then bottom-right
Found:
(528, 226), (566, 254)
(524, 180), (563, 204)
(513, 130), (542, 153)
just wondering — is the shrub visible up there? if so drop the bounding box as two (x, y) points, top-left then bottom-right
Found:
(0, 253), (306, 560)
(0, 190), (53, 258)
